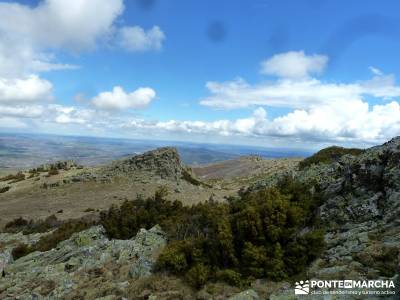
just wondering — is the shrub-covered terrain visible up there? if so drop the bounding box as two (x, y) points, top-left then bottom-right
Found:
(299, 146), (364, 170)
(8, 216), (94, 260)
(100, 178), (325, 288)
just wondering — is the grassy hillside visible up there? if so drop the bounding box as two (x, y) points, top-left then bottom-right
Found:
(299, 146), (364, 170)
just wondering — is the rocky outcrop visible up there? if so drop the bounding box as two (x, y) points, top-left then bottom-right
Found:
(66, 147), (199, 185)
(297, 137), (400, 280)
(105, 147), (186, 181)
(0, 225), (166, 299)
(254, 137), (400, 297)
(249, 137), (400, 298)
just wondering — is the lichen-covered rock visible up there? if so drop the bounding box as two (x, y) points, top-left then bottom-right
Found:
(299, 137), (400, 280)
(105, 147), (188, 181)
(251, 137), (400, 281)
(0, 230), (52, 277)
(0, 225), (166, 299)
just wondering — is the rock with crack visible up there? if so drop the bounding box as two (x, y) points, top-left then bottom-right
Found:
(0, 225), (166, 299)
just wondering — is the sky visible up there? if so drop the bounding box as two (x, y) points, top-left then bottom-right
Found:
(1, 0), (400, 149)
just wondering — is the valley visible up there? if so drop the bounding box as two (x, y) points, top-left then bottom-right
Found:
(0, 137), (399, 299)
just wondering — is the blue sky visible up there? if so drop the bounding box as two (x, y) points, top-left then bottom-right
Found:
(1, 0), (400, 149)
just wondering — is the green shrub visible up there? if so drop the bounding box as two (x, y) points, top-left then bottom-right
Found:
(47, 169), (59, 176)
(186, 263), (211, 288)
(215, 269), (242, 287)
(1, 172), (26, 183)
(10, 218), (94, 259)
(5, 217), (29, 230)
(34, 219), (93, 252)
(22, 215), (61, 234)
(12, 243), (32, 260)
(299, 146), (364, 170)
(0, 186), (10, 193)
(101, 179), (325, 289)
(156, 241), (189, 274)
(84, 208), (95, 212)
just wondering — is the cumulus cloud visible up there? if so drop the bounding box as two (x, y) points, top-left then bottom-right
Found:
(117, 26), (165, 52)
(0, 0), (164, 125)
(121, 100), (400, 144)
(0, 105), (44, 118)
(1, 48), (399, 146)
(201, 54), (400, 110)
(0, 75), (53, 104)
(260, 51), (328, 79)
(0, 0), (124, 51)
(0, 0), (165, 78)
(0, 0), (124, 78)
(200, 78), (360, 109)
(91, 86), (156, 110)
(195, 51), (400, 143)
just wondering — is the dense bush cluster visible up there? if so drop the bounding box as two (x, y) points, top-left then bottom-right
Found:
(299, 146), (364, 170)
(100, 179), (325, 288)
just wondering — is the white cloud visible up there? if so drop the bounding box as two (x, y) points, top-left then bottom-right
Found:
(0, 0), (165, 78)
(118, 26), (165, 52)
(0, 105), (44, 118)
(369, 66), (383, 76)
(0, 0), (124, 52)
(0, 0), (165, 124)
(91, 86), (156, 110)
(200, 73), (400, 110)
(260, 51), (328, 79)
(0, 0), (123, 78)
(194, 52), (400, 143)
(121, 100), (400, 144)
(200, 78), (362, 109)
(0, 75), (53, 104)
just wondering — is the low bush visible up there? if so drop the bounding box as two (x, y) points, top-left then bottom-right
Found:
(101, 178), (325, 288)
(4, 215), (61, 234)
(0, 186), (10, 193)
(12, 243), (32, 260)
(47, 169), (59, 176)
(5, 217), (29, 230)
(1, 172), (26, 183)
(215, 269), (243, 287)
(84, 208), (95, 212)
(34, 219), (93, 252)
(11, 218), (94, 259)
(299, 146), (364, 170)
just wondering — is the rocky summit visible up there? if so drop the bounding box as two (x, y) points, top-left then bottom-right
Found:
(304, 137), (400, 280)
(105, 147), (187, 181)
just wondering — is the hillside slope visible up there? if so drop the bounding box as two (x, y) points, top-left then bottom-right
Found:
(251, 137), (400, 285)
(0, 148), (225, 227)
(0, 139), (399, 299)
